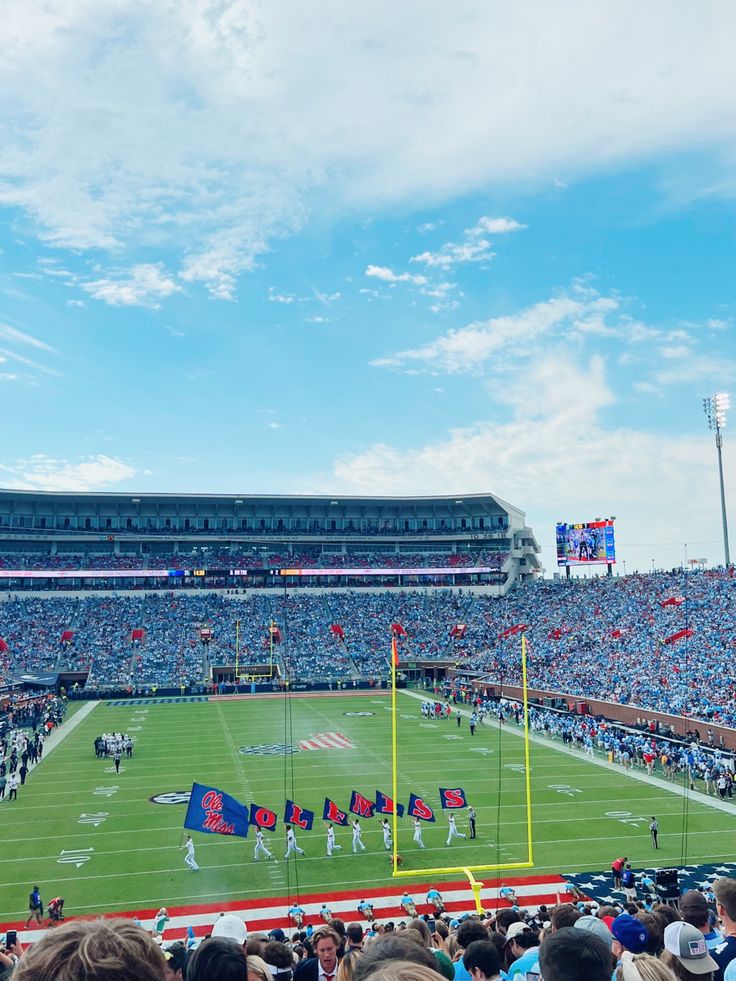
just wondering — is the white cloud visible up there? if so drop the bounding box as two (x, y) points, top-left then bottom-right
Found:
(82, 263), (181, 308)
(268, 288), (296, 304)
(0, 453), (136, 491)
(365, 264), (427, 286)
(418, 221), (443, 233)
(268, 421), (282, 429)
(373, 287), (618, 373)
(330, 353), (734, 570)
(466, 216), (526, 236)
(0, 322), (55, 352)
(411, 239), (494, 270)
(2, 3), (734, 299)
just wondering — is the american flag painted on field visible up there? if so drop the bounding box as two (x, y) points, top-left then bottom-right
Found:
(298, 731), (356, 751)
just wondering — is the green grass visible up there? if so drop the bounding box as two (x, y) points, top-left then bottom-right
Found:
(1, 690), (735, 921)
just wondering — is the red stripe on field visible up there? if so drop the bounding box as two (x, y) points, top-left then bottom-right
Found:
(0, 874), (567, 933)
(152, 891), (569, 942)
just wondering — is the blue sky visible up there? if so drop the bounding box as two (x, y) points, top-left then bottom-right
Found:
(0, 2), (734, 572)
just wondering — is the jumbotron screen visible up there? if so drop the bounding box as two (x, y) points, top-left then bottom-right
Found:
(556, 519), (616, 566)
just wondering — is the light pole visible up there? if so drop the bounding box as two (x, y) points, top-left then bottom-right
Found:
(703, 392), (731, 567)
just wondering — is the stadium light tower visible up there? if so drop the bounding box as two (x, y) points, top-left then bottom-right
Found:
(703, 392), (731, 566)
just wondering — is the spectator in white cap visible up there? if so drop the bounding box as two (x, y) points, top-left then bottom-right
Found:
(211, 913), (248, 951)
(661, 922), (718, 980)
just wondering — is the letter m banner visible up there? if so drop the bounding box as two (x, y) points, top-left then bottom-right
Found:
(349, 791), (375, 818)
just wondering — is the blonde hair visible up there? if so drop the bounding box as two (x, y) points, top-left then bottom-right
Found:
(13, 918), (165, 981)
(337, 950), (362, 981)
(366, 961), (443, 981)
(616, 952), (677, 981)
(247, 955), (271, 981)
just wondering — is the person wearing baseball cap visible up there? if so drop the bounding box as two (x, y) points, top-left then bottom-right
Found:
(211, 913), (248, 949)
(611, 913), (648, 975)
(662, 921), (718, 978)
(504, 922), (540, 981)
(574, 914), (613, 950)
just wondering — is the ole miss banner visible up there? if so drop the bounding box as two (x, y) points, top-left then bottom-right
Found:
(184, 782), (249, 838)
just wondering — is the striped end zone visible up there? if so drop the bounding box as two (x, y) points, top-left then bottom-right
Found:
(3, 874), (571, 944)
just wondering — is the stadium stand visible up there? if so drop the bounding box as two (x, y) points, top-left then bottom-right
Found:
(1, 569), (735, 725)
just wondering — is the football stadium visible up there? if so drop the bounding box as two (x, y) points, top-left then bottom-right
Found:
(2, 485), (736, 979)
(2, 7), (736, 981)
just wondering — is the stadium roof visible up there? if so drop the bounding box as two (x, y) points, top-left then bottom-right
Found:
(0, 488), (526, 520)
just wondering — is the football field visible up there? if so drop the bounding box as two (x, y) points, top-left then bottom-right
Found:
(1, 690), (735, 926)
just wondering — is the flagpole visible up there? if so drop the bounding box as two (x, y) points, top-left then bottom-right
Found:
(521, 633), (533, 864)
(235, 619), (240, 682)
(391, 635), (398, 874)
(270, 620), (274, 676)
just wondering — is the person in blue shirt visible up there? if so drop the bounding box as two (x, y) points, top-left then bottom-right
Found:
(358, 899), (374, 921)
(401, 893), (417, 917)
(319, 904), (333, 923)
(288, 903), (305, 927)
(499, 884), (516, 903)
(621, 864), (637, 901)
(505, 922), (540, 981)
(25, 886), (43, 928)
(427, 888), (445, 913)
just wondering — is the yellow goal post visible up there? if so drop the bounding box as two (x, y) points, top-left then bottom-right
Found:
(390, 634), (534, 883)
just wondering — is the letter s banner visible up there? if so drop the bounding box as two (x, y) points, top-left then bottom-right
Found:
(439, 787), (468, 809)
(407, 793), (436, 822)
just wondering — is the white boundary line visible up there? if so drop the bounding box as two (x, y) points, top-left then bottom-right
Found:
(0, 701), (99, 804)
(400, 689), (736, 817)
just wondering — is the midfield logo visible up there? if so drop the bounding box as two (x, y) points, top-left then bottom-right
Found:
(298, 732), (356, 751)
(149, 791), (192, 805)
(239, 743), (299, 756)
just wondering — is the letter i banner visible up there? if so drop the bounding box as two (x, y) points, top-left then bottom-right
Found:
(184, 782), (249, 837)
(323, 798), (349, 826)
(349, 791), (376, 818)
(284, 800), (314, 830)
(407, 793), (435, 822)
(439, 787), (468, 809)
(375, 790), (405, 817)
(249, 802), (278, 831)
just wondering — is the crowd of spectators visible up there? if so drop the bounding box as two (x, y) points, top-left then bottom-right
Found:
(459, 569), (736, 727)
(489, 698), (736, 793)
(0, 548), (506, 572)
(4, 876), (736, 981)
(1, 569), (734, 724)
